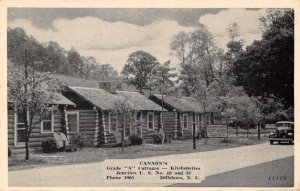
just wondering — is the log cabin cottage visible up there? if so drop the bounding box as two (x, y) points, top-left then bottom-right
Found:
(62, 82), (164, 146)
(149, 94), (215, 139)
(8, 93), (76, 153)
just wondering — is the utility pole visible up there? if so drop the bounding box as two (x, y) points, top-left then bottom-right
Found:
(257, 122), (261, 140)
(235, 121), (238, 136)
(24, 49), (29, 160)
(205, 113), (207, 145)
(247, 120), (249, 138)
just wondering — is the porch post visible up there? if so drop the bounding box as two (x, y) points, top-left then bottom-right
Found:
(64, 107), (69, 139)
(174, 109), (178, 139)
(94, 107), (99, 146)
(102, 111), (107, 144)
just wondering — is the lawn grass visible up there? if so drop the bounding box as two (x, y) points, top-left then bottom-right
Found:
(8, 134), (269, 171)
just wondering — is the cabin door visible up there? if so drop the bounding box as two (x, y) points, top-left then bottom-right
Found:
(14, 112), (27, 147)
(66, 111), (80, 133)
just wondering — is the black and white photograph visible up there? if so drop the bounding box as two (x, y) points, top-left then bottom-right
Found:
(0, 1), (297, 189)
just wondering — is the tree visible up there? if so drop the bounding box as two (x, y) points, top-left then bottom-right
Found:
(122, 50), (159, 93)
(8, 50), (63, 160)
(231, 9), (294, 108)
(41, 41), (67, 72)
(99, 64), (118, 79)
(67, 48), (84, 77)
(171, 25), (223, 97)
(8, 27), (29, 59)
(224, 23), (244, 77)
(111, 99), (133, 151)
(147, 60), (177, 131)
(147, 60), (177, 98)
(81, 56), (98, 79)
(170, 31), (189, 65)
(259, 95), (292, 122)
(8, 27), (120, 81)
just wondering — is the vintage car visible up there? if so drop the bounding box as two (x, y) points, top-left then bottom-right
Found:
(269, 121), (294, 145)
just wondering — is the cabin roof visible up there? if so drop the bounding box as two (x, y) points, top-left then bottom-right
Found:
(152, 94), (205, 113)
(68, 87), (163, 111)
(117, 91), (163, 111)
(8, 92), (75, 106)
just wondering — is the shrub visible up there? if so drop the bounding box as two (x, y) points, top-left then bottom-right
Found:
(199, 129), (206, 138)
(69, 133), (88, 149)
(153, 133), (163, 144)
(129, 134), (143, 145)
(41, 137), (57, 153)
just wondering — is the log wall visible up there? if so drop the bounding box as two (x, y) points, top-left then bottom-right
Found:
(8, 108), (65, 149)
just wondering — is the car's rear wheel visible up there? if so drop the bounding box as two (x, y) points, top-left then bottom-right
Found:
(270, 140), (273, 145)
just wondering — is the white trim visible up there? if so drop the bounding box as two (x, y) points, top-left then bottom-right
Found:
(94, 109), (99, 146)
(174, 111), (178, 138)
(102, 111), (107, 144)
(180, 113), (183, 136)
(41, 113), (54, 134)
(66, 111), (79, 133)
(182, 114), (188, 129)
(147, 112), (155, 130)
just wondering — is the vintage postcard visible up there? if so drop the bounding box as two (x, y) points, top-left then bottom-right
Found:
(0, 0), (298, 190)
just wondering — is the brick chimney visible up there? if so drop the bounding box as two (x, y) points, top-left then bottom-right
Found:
(99, 81), (122, 94)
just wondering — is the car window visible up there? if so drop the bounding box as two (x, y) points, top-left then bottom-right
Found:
(276, 123), (294, 130)
(276, 123), (284, 127)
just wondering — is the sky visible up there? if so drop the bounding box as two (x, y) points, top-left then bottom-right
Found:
(8, 8), (267, 73)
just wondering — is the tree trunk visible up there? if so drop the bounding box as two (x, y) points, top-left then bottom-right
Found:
(257, 123), (260, 140)
(247, 125), (249, 138)
(121, 115), (125, 152)
(25, 138), (30, 160)
(204, 113), (207, 145)
(193, 125), (196, 149)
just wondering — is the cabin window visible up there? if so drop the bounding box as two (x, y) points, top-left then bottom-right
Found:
(15, 111), (27, 145)
(41, 113), (53, 133)
(136, 111), (141, 121)
(147, 112), (154, 130)
(67, 112), (79, 133)
(183, 114), (188, 129)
